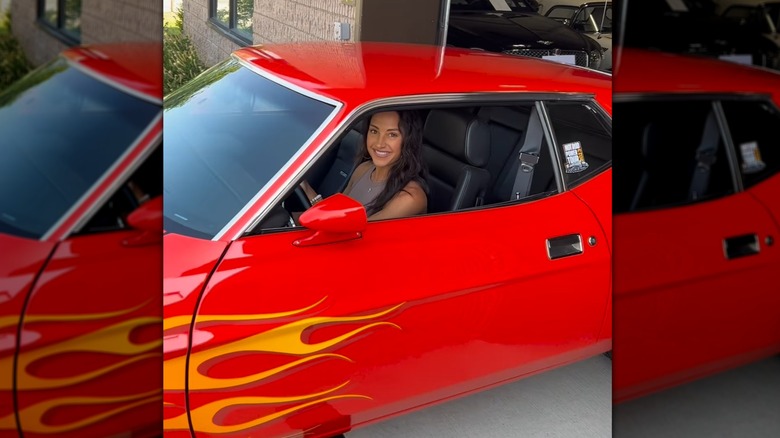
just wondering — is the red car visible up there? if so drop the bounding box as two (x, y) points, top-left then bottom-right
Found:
(613, 48), (780, 403)
(0, 43), (162, 437)
(162, 42), (612, 437)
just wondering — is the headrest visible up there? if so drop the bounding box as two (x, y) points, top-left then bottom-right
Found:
(424, 109), (490, 167)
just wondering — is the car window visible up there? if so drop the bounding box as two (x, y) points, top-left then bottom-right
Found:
(255, 100), (610, 234)
(0, 58), (160, 239)
(613, 99), (734, 213)
(77, 145), (162, 235)
(545, 101), (612, 189)
(720, 99), (780, 189)
(546, 6), (577, 21)
(163, 59), (337, 240)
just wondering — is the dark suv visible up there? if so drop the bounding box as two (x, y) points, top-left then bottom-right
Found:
(447, 0), (608, 70)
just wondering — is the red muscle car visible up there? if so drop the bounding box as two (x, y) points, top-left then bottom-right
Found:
(613, 48), (780, 403)
(0, 43), (162, 437)
(162, 42), (613, 437)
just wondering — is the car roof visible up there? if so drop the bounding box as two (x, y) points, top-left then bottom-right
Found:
(615, 48), (780, 103)
(232, 42), (612, 111)
(61, 42), (163, 102)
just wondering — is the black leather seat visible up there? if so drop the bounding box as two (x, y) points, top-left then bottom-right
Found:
(306, 125), (364, 198)
(422, 109), (491, 213)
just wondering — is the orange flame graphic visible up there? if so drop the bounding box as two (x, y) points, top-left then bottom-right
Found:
(165, 298), (403, 434)
(0, 304), (160, 433)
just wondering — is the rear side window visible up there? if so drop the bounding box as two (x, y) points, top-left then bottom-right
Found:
(721, 99), (780, 189)
(545, 101), (612, 189)
(613, 99), (734, 213)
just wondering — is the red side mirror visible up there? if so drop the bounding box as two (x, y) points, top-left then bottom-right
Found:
(124, 196), (162, 247)
(294, 194), (367, 247)
(127, 195), (163, 232)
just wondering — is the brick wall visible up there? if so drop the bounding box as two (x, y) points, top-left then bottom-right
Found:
(12, 0), (161, 66)
(11, 1), (68, 66)
(81, 0), (161, 45)
(253, 0), (356, 44)
(184, 0), (358, 67)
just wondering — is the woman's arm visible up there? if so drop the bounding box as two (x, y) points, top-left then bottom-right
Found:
(299, 161), (371, 205)
(368, 181), (427, 221)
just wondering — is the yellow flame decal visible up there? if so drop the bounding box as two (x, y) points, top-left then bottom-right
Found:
(166, 299), (404, 434)
(171, 381), (369, 435)
(0, 305), (160, 433)
(164, 297), (328, 332)
(14, 391), (160, 434)
(1, 317), (160, 391)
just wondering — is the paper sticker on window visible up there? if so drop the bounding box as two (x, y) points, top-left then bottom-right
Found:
(740, 141), (766, 174)
(563, 141), (589, 174)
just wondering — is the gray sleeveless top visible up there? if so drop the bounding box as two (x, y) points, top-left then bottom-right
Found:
(345, 165), (385, 206)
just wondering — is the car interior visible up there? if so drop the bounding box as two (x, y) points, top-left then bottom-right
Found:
(259, 102), (611, 232)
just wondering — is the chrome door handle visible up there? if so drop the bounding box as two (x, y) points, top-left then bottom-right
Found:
(723, 234), (760, 260)
(546, 234), (583, 260)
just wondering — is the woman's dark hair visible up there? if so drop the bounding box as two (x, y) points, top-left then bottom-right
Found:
(356, 110), (429, 216)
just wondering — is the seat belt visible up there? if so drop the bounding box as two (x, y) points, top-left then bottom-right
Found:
(689, 111), (719, 201)
(511, 108), (544, 200)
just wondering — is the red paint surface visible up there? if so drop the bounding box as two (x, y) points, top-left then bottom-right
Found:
(613, 48), (780, 402)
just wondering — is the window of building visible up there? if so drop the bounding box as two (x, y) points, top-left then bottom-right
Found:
(38, 0), (81, 45)
(211, 0), (253, 44)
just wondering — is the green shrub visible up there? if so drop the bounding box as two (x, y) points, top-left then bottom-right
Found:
(0, 12), (33, 91)
(163, 27), (207, 96)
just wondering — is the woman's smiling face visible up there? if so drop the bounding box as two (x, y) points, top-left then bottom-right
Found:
(366, 111), (403, 173)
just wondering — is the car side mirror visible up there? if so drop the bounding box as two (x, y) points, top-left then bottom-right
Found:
(123, 196), (162, 246)
(293, 194), (367, 247)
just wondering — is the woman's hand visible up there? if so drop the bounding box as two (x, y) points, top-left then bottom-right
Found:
(299, 180), (322, 205)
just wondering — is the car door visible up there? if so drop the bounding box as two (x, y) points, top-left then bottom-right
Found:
(14, 144), (163, 438)
(612, 96), (780, 402)
(181, 100), (612, 438)
(0, 236), (56, 436)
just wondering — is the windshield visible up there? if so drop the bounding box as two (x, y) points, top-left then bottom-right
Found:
(0, 58), (160, 239)
(450, 0), (534, 13)
(163, 59), (337, 240)
(574, 4), (612, 33)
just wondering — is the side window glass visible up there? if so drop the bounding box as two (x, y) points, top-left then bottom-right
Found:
(77, 146), (162, 235)
(545, 101), (612, 189)
(720, 99), (780, 189)
(613, 100), (734, 213)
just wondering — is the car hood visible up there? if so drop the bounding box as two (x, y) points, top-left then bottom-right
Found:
(449, 12), (593, 51)
(624, 13), (774, 55)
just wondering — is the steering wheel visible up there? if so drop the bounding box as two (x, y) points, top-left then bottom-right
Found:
(294, 185), (313, 210)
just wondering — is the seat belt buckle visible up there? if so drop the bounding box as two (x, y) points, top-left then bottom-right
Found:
(695, 150), (716, 172)
(519, 152), (539, 173)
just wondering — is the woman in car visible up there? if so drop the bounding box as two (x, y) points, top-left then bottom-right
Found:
(301, 110), (428, 220)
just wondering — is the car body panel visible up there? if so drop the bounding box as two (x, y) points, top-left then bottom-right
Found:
(0, 235), (55, 434)
(613, 48), (780, 402)
(15, 230), (161, 437)
(613, 194), (780, 402)
(176, 191), (610, 437)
